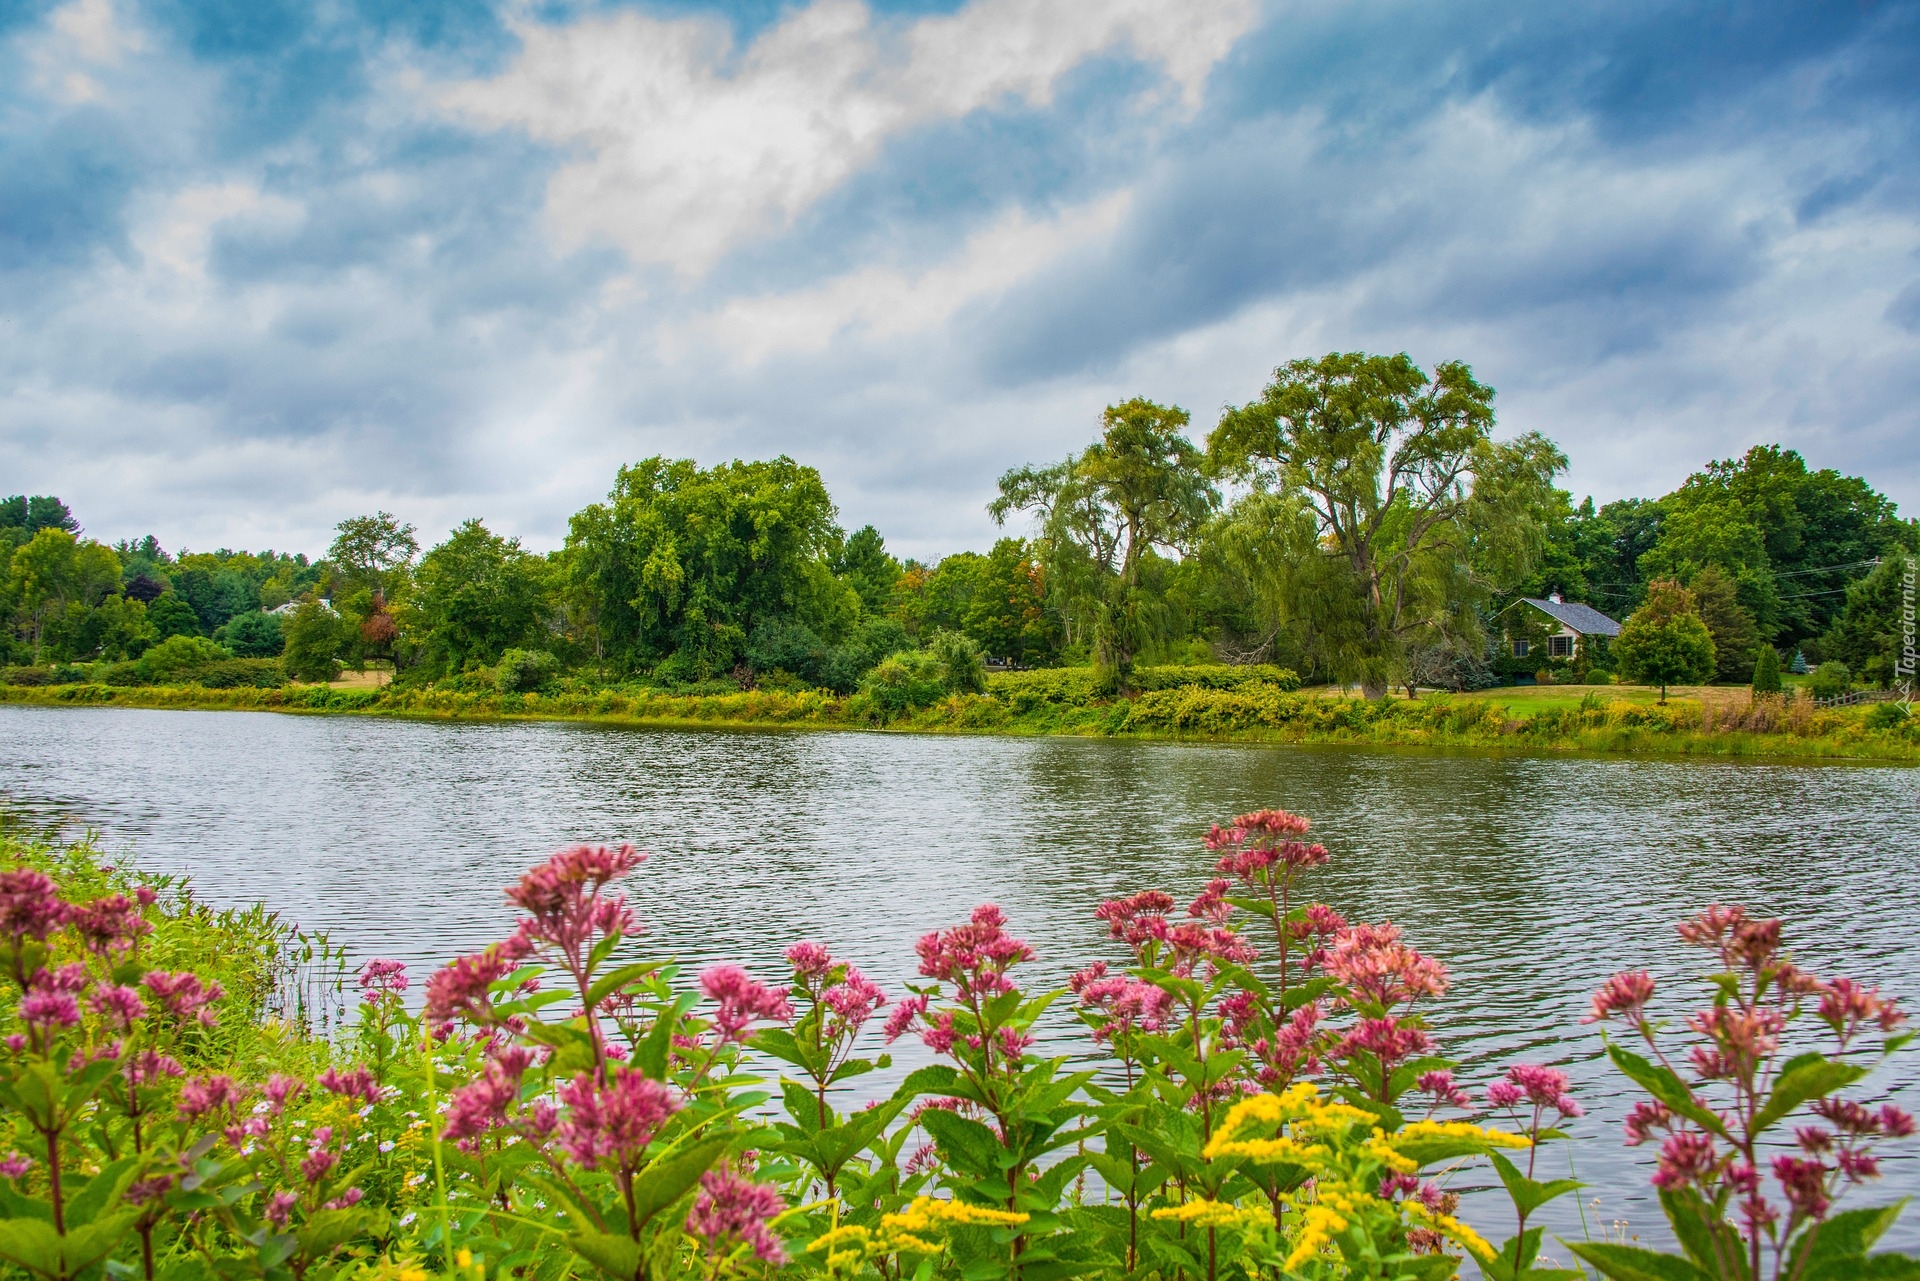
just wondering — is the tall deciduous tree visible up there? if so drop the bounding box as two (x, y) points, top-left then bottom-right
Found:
(6, 529), (123, 660)
(328, 512), (419, 600)
(410, 520), (548, 675)
(1614, 578), (1716, 702)
(991, 397), (1216, 677)
(565, 457), (845, 679)
(1207, 351), (1564, 697)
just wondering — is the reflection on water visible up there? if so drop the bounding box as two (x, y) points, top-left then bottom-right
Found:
(3, 703), (1917, 1257)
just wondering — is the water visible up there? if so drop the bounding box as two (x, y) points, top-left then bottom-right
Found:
(3, 703), (1918, 1261)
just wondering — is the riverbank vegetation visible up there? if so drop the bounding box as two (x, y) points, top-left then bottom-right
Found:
(6, 353), (1915, 715)
(0, 813), (1912, 1280)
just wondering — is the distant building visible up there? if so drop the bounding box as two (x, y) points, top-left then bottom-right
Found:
(1499, 592), (1622, 662)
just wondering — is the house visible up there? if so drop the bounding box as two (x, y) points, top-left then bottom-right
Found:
(1499, 592), (1622, 663)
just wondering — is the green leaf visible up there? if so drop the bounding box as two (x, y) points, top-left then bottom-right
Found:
(635, 1007), (677, 1080)
(295, 1206), (386, 1256)
(1607, 1046), (1728, 1137)
(0, 1208), (144, 1280)
(1566, 1241), (1712, 1281)
(920, 1109), (1006, 1178)
(628, 1135), (731, 1230)
(1790, 1200), (1910, 1277)
(1657, 1188), (1747, 1277)
(1811, 1256), (1920, 1280)
(569, 1227), (643, 1278)
(893, 1064), (965, 1102)
(62, 1156), (138, 1229)
(1752, 1059), (1867, 1136)
(1487, 1151), (1583, 1217)
(583, 961), (660, 1012)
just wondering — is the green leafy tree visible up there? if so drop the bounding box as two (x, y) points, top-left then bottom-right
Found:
(216, 610), (284, 658)
(6, 528), (124, 661)
(1807, 660), (1853, 701)
(1208, 351), (1564, 696)
(992, 397), (1216, 679)
(327, 511), (418, 601)
(1688, 564), (1758, 683)
(1752, 643), (1782, 694)
(1614, 578), (1716, 702)
(832, 525), (901, 615)
(565, 456), (844, 679)
(144, 592), (202, 641)
(1818, 551), (1912, 687)
(281, 597), (343, 683)
(409, 520), (549, 676)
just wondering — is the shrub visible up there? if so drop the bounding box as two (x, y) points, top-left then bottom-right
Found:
(924, 629), (986, 695)
(1808, 660), (1853, 701)
(136, 633), (231, 681)
(216, 609), (284, 657)
(1865, 700), (1911, 731)
(493, 647), (559, 693)
(1130, 663), (1302, 692)
(858, 650), (949, 713)
(194, 657), (286, 689)
(1752, 643), (1782, 693)
(2, 665), (51, 686)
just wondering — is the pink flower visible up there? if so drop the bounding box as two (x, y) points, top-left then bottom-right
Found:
(264, 1190), (298, 1227)
(784, 941), (833, 977)
(0, 1153), (30, 1179)
(1493, 1064), (1582, 1119)
(1771, 1155), (1831, 1221)
(1187, 879), (1233, 924)
(506, 845), (643, 958)
(1094, 891), (1175, 953)
(822, 967), (886, 1037)
(357, 959), (409, 1001)
(178, 1074), (244, 1119)
(142, 971), (224, 1026)
(423, 935), (532, 1025)
(88, 983), (147, 1030)
(0, 870), (67, 943)
(1336, 1016), (1431, 1069)
(699, 966), (792, 1043)
(1652, 1131), (1718, 1190)
(318, 1066), (382, 1105)
(1585, 971), (1657, 1024)
(915, 905), (1033, 997)
(556, 1068), (680, 1171)
(19, 988), (81, 1033)
(325, 1188), (365, 1210)
(686, 1167), (789, 1265)
(1323, 923), (1447, 1008)
(883, 995), (929, 1044)
(263, 1074), (306, 1111)
(301, 1142), (339, 1183)
(125, 1050), (184, 1087)
(1817, 978), (1905, 1045)
(1415, 1070), (1471, 1109)
(69, 894), (152, 955)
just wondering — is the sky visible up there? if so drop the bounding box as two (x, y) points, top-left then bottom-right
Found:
(3, 0), (1918, 561)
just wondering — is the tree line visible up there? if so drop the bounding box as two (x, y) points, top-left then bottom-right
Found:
(5, 351), (1914, 694)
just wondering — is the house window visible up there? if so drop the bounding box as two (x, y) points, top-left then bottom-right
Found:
(1550, 635), (1574, 658)
(1512, 639), (1529, 658)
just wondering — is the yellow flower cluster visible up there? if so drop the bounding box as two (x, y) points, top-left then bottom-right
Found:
(1282, 1189), (1361, 1271)
(1148, 1200), (1269, 1230)
(1397, 1118), (1532, 1149)
(806, 1199), (1031, 1276)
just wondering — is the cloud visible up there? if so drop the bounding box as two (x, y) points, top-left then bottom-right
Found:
(434, 0), (1255, 273)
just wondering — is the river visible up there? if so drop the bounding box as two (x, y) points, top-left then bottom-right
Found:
(2, 703), (1917, 1260)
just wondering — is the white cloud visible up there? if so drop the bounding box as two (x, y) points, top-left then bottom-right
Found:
(693, 190), (1131, 363)
(132, 183), (304, 281)
(27, 0), (145, 102)
(434, 0), (1256, 274)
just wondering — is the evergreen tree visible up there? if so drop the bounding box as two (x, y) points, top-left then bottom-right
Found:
(1752, 643), (1782, 694)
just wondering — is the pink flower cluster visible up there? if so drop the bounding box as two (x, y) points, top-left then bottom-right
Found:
(423, 933), (534, 1025)
(1322, 922), (1448, 1009)
(506, 844), (643, 959)
(699, 965), (792, 1044)
(143, 970), (225, 1027)
(357, 959), (408, 1003)
(556, 1067), (680, 1171)
(913, 904), (1033, 997)
(685, 1167), (788, 1265)
(1485, 1063), (1582, 1121)
(1204, 809), (1329, 889)
(1069, 962), (1172, 1043)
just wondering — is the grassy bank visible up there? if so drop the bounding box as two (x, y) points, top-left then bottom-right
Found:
(3, 668), (1915, 762)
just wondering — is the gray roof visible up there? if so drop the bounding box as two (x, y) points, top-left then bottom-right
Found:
(1512, 597), (1622, 636)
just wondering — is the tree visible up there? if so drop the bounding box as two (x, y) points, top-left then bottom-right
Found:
(1208, 352), (1564, 697)
(145, 592), (203, 641)
(1687, 564), (1758, 683)
(832, 526), (901, 615)
(6, 529), (123, 660)
(1818, 551), (1912, 688)
(282, 598), (343, 682)
(1752, 643), (1782, 694)
(218, 610), (284, 658)
(1614, 579), (1716, 702)
(565, 457), (845, 679)
(991, 397), (1216, 678)
(410, 521), (549, 676)
(328, 512), (419, 600)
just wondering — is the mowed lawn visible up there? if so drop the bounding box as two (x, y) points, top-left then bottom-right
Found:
(1307, 683), (1781, 715)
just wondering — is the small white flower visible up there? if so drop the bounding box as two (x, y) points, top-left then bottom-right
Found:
(399, 1211), (417, 1226)
(251, 1102), (269, 1115)
(378, 1140), (395, 1153)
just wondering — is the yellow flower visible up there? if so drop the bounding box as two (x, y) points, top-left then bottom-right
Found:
(1283, 1202), (1350, 1270)
(1149, 1200), (1267, 1230)
(455, 1250), (472, 1268)
(1361, 1129), (1418, 1173)
(398, 1271), (427, 1281)
(886, 1196), (1028, 1230)
(1396, 1119), (1532, 1150)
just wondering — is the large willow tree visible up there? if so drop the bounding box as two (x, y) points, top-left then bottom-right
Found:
(1208, 352), (1564, 696)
